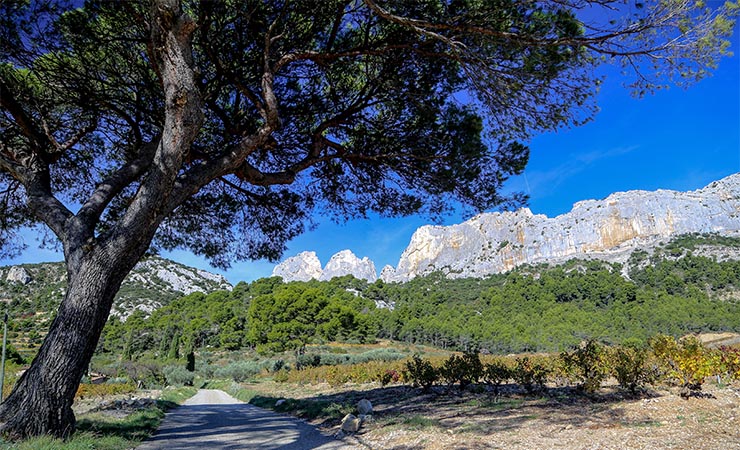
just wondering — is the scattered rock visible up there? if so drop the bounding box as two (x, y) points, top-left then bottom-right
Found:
(357, 398), (373, 415)
(275, 399), (286, 407)
(341, 413), (361, 432)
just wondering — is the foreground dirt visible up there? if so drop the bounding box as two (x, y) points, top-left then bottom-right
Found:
(247, 380), (740, 450)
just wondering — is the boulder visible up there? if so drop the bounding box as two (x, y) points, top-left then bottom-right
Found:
(357, 398), (373, 415)
(341, 413), (361, 432)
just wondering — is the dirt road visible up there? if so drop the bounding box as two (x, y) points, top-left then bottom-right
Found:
(136, 389), (350, 449)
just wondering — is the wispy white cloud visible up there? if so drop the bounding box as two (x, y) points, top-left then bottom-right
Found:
(514, 145), (639, 198)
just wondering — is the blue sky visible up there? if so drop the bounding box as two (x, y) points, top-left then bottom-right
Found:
(2, 37), (739, 285)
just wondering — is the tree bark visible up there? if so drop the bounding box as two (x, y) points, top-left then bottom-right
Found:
(0, 250), (136, 439)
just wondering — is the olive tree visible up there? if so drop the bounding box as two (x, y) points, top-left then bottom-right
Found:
(0, 0), (735, 439)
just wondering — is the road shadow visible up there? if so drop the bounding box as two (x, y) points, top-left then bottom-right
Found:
(137, 402), (345, 450)
(249, 382), (661, 437)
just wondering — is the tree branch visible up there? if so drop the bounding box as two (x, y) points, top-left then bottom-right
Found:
(77, 138), (159, 227)
(113, 0), (204, 245)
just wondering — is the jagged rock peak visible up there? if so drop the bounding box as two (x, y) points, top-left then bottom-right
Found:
(273, 250), (378, 282)
(390, 173), (740, 281)
(272, 251), (323, 282)
(379, 265), (397, 283)
(320, 250), (377, 282)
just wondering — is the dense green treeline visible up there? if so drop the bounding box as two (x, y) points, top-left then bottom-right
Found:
(376, 259), (740, 352)
(100, 276), (378, 359)
(94, 234), (740, 360)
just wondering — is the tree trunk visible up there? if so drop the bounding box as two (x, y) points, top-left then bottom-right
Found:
(0, 252), (132, 439)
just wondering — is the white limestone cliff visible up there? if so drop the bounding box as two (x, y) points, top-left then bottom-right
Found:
(386, 174), (740, 281)
(319, 250), (377, 282)
(274, 174), (740, 283)
(271, 251), (323, 281)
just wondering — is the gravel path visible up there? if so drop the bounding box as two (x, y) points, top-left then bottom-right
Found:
(136, 389), (351, 449)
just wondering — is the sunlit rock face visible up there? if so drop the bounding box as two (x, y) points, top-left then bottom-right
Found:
(273, 175), (740, 283)
(272, 251), (323, 282)
(272, 249), (377, 282)
(320, 250), (377, 282)
(5, 266), (32, 285)
(384, 174), (740, 281)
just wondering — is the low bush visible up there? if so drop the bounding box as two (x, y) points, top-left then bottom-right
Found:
(163, 365), (194, 387)
(512, 357), (550, 393)
(439, 351), (483, 390)
(560, 340), (610, 394)
(379, 369), (401, 386)
(650, 335), (718, 398)
(718, 346), (740, 381)
(295, 348), (407, 369)
(213, 360), (266, 382)
(611, 344), (658, 394)
(483, 358), (512, 394)
(405, 355), (439, 391)
(282, 359), (406, 385)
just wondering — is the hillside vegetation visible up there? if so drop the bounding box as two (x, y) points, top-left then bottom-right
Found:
(101, 234), (740, 355)
(2, 234), (740, 376)
(0, 256), (230, 358)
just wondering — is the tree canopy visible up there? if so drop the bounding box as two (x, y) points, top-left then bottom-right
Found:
(2, 0), (735, 266)
(0, 0), (737, 439)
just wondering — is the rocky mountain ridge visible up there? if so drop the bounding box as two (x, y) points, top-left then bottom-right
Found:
(0, 256), (232, 320)
(273, 250), (377, 282)
(273, 174), (740, 282)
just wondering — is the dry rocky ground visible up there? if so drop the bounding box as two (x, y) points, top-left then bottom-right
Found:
(245, 380), (740, 450)
(72, 389), (162, 418)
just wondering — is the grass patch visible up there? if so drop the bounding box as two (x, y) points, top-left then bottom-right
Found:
(465, 398), (524, 411)
(623, 420), (663, 428)
(254, 396), (353, 421)
(402, 415), (442, 430)
(159, 386), (198, 404)
(2, 432), (135, 450)
(1, 386), (196, 450)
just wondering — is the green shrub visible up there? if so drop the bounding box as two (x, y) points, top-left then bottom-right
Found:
(611, 344), (658, 394)
(483, 359), (512, 394)
(273, 369), (290, 383)
(405, 355), (439, 391)
(296, 354), (323, 369)
(295, 349), (407, 369)
(163, 365), (194, 387)
(560, 340), (609, 394)
(512, 357), (549, 393)
(271, 359), (287, 372)
(439, 351), (483, 389)
(213, 361), (265, 382)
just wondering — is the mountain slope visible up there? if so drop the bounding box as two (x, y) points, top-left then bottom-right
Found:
(0, 256), (232, 322)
